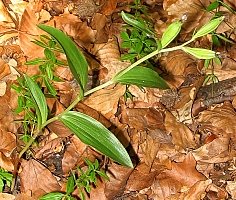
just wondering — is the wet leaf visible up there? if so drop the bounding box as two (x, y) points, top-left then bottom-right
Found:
(60, 111), (133, 168)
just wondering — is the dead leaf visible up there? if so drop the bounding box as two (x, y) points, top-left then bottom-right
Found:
(105, 163), (133, 199)
(0, 128), (16, 156)
(0, 193), (15, 200)
(18, 3), (44, 60)
(0, 0), (15, 27)
(0, 152), (14, 172)
(62, 136), (87, 174)
(20, 159), (61, 199)
(83, 84), (126, 119)
(166, 153), (206, 186)
(165, 111), (196, 149)
(121, 107), (165, 130)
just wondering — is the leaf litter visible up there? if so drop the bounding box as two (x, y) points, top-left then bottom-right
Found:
(0, 0), (236, 199)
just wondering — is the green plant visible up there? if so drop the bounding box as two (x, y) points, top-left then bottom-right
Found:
(15, 12), (224, 170)
(39, 159), (109, 200)
(0, 168), (13, 192)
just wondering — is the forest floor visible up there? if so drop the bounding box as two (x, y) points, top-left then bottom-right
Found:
(1, 0), (236, 199)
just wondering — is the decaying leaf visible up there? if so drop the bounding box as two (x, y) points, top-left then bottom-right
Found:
(20, 159), (61, 199)
(165, 111), (196, 149)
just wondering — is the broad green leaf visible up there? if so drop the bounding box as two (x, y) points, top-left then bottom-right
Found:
(121, 11), (153, 36)
(60, 111), (133, 168)
(192, 16), (224, 40)
(161, 20), (182, 48)
(113, 66), (169, 89)
(38, 25), (88, 93)
(182, 47), (216, 59)
(39, 192), (64, 200)
(24, 75), (48, 125)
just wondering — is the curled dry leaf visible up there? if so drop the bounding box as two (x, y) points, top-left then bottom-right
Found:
(0, 152), (14, 172)
(83, 84), (126, 119)
(165, 111), (196, 149)
(20, 159), (61, 199)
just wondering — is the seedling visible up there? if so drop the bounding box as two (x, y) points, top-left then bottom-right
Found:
(39, 159), (109, 200)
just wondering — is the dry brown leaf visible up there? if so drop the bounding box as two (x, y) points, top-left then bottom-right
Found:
(0, 152), (14, 172)
(20, 159), (61, 199)
(91, 38), (130, 82)
(165, 111), (196, 149)
(159, 153), (206, 188)
(83, 84), (126, 119)
(105, 163), (133, 199)
(18, 3), (44, 60)
(198, 102), (236, 140)
(91, 13), (108, 43)
(100, 0), (118, 15)
(89, 179), (107, 200)
(121, 107), (165, 131)
(0, 60), (11, 80)
(226, 181), (236, 199)
(126, 163), (158, 191)
(0, 128), (16, 156)
(62, 136), (87, 174)
(163, 0), (212, 37)
(0, 0), (15, 27)
(0, 193), (15, 200)
(48, 121), (73, 138)
(192, 137), (232, 163)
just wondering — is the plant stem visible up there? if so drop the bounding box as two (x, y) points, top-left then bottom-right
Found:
(18, 38), (195, 159)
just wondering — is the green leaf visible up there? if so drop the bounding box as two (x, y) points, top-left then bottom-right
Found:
(60, 111), (133, 168)
(24, 75), (48, 126)
(39, 192), (65, 200)
(192, 16), (224, 40)
(113, 66), (169, 89)
(38, 24), (88, 93)
(182, 47), (216, 59)
(161, 20), (182, 48)
(121, 11), (153, 36)
(66, 175), (75, 195)
(25, 58), (45, 65)
(44, 77), (57, 96)
(206, 1), (219, 11)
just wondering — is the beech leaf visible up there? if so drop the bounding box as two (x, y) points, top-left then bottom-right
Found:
(24, 75), (48, 126)
(113, 66), (169, 89)
(38, 24), (88, 93)
(60, 111), (133, 168)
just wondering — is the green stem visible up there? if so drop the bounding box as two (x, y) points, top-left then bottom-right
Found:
(18, 38), (195, 159)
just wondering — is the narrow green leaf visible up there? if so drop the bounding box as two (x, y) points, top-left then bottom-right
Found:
(113, 66), (169, 89)
(192, 16), (224, 40)
(44, 77), (57, 96)
(38, 24), (88, 93)
(182, 47), (216, 59)
(121, 11), (153, 36)
(66, 176), (75, 195)
(60, 111), (133, 168)
(25, 58), (44, 65)
(39, 192), (65, 200)
(161, 20), (182, 48)
(24, 75), (48, 125)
